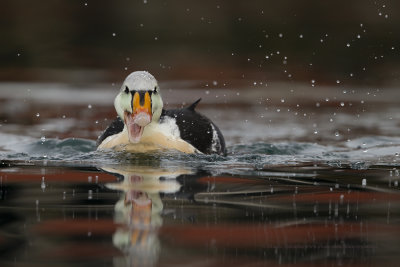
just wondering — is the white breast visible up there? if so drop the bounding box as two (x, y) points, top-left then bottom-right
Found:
(97, 120), (199, 154)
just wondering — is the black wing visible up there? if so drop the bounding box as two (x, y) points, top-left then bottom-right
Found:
(161, 99), (226, 156)
(96, 117), (124, 146)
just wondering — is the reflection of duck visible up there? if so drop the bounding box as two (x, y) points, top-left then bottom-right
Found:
(97, 71), (226, 155)
(102, 165), (190, 267)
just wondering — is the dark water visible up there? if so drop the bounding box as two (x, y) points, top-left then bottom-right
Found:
(0, 82), (400, 266)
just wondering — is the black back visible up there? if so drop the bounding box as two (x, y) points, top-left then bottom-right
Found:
(97, 99), (226, 155)
(160, 99), (226, 155)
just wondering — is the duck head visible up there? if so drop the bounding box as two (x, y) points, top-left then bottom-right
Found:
(114, 71), (163, 143)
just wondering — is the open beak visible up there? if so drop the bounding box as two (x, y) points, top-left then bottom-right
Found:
(124, 91), (152, 143)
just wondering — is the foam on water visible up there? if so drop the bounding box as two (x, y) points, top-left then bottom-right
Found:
(1, 132), (399, 173)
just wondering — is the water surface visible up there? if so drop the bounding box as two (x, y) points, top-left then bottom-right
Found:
(0, 81), (399, 266)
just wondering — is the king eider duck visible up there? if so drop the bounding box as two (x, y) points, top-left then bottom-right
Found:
(97, 71), (226, 155)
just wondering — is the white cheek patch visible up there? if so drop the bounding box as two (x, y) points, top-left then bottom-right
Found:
(114, 93), (132, 119)
(151, 94), (163, 120)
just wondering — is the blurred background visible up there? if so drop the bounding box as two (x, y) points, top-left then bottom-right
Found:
(1, 0), (399, 86)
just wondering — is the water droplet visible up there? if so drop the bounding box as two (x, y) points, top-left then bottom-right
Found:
(278, 33), (283, 38)
(205, 90), (210, 95)
(212, 81), (218, 86)
(340, 102), (345, 107)
(280, 98), (285, 103)
(346, 43), (350, 47)
(88, 104), (92, 109)
(336, 80), (340, 84)
(362, 178), (367, 187)
(334, 131), (340, 137)
(299, 34), (303, 38)
(112, 33), (116, 37)
(36, 113), (40, 117)
(88, 190), (93, 200)
(40, 136), (46, 142)
(395, 153), (399, 157)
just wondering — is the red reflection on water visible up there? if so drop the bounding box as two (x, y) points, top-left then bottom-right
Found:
(161, 222), (400, 248)
(0, 170), (117, 183)
(33, 219), (119, 236)
(44, 243), (122, 261)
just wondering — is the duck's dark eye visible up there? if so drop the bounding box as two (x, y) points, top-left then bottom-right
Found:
(124, 86), (129, 94)
(153, 86), (157, 94)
